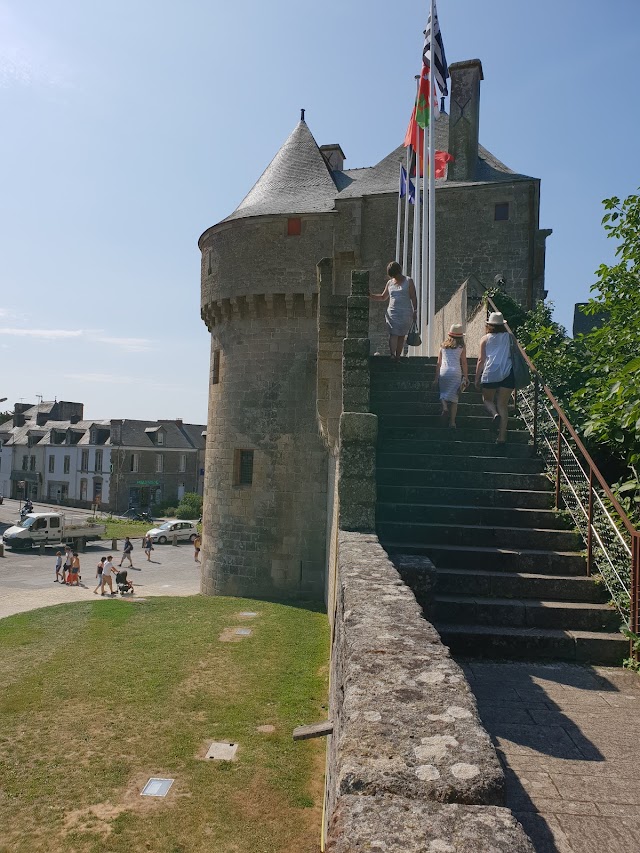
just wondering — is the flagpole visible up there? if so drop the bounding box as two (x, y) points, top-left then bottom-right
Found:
(427, 0), (437, 357)
(395, 163), (403, 263)
(402, 148), (410, 275)
(421, 82), (429, 357)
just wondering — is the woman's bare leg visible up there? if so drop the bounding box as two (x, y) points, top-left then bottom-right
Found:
(481, 387), (498, 417)
(389, 335), (398, 358)
(496, 387), (511, 442)
(448, 401), (458, 428)
(395, 336), (406, 359)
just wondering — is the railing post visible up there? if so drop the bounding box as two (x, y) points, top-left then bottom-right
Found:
(554, 414), (562, 510)
(586, 469), (594, 577)
(632, 533), (640, 652)
(532, 375), (539, 452)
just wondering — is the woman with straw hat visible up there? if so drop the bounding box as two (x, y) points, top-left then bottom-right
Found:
(433, 324), (469, 429)
(475, 311), (514, 445)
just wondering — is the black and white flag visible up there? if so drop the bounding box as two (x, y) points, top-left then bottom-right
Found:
(423, 1), (449, 97)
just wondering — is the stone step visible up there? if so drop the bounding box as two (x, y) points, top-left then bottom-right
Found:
(370, 390), (487, 404)
(433, 568), (608, 604)
(377, 453), (544, 475)
(377, 485), (554, 509)
(379, 425), (531, 444)
(435, 624), (627, 665)
(434, 594), (622, 633)
(377, 521), (582, 551)
(378, 439), (536, 459)
(371, 401), (501, 416)
(377, 468), (552, 491)
(376, 502), (572, 530)
(380, 542), (586, 575)
(371, 356), (466, 369)
(377, 413), (524, 431)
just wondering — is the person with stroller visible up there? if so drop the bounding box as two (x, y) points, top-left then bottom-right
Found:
(115, 569), (135, 595)
(101, 556), (117, 595)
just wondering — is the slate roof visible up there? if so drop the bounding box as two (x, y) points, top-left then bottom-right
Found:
(118, 420), (206, 450)
(220, 112), (535, 225)
(223, 120), (339, 222)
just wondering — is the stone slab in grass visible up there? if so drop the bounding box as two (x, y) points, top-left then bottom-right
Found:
(326, 794), (535, 853)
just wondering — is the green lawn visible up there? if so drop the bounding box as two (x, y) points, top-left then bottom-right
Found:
(0, 596), (329, 853)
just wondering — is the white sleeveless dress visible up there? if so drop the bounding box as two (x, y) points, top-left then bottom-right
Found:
(439, 347), (463, 403)
(385, 277), (414, 336)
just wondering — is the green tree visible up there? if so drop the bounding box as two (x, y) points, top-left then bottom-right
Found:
(573, 191), (640, 468)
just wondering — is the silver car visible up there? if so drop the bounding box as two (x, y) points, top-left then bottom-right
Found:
(146, 520), (199, 544)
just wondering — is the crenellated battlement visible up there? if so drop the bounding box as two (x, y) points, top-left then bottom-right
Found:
(201, 291), (317, 330)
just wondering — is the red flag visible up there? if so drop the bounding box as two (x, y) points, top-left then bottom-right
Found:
(434, 150), (454, 178)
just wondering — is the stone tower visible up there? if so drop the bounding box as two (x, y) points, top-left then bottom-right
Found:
(199, 61), (551, 601)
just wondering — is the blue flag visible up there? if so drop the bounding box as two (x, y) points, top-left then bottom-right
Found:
(400, 166), (416, 204)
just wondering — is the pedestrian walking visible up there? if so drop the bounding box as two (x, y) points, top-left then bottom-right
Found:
(143, 534), (154, 562)
(67, 553), (81, 586)
(475, 311), (514, 446)
(93, 557), (106, 594)
(101, 557), (116, 595)
(61, 545), (73, 585)
(433, 324), (469, 429)
(369, 262), (418, 362)
(119, 537), (134, 568)
(193, 534), (201, 563)
(54, 551), (63, 583)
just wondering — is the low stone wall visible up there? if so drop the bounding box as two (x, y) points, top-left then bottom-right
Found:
(325, 531), (534, 853)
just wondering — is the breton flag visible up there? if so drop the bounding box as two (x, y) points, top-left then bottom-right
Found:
(423, 0), (449, 97)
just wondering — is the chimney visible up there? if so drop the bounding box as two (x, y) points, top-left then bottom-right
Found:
(447, 59), (483, 182)
(319, 144), (346, 172)
(13, 402), (32, 428)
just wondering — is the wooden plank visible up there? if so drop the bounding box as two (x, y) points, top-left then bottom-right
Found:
(292, 721), (334, 741)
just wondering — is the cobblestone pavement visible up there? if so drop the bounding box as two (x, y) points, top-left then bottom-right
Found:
(463, 661), (640, 853)
(0, 537), (201, 620)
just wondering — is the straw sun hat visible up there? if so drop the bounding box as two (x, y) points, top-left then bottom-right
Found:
(487, 311), (506, 326)
(448, 324), (464, 337)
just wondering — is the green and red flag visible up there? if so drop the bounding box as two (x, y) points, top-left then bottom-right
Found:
(415, 63), (438, 129)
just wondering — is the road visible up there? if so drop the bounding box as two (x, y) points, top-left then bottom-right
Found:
(0, 503), (201, 620)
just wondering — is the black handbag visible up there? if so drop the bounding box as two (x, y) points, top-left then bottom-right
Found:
(509, 334), (531, 389)
(406, 321), (422, 347)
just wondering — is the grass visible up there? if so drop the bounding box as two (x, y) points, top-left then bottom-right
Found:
(99, 518), (151, 540)
(0, 596), (329, 853)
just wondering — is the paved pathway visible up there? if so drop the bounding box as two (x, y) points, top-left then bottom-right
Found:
(463, 661), (640, 853)
(0, 538), (201, 620)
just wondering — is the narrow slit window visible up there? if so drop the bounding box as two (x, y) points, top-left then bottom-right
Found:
(211, 349), (221, 384)
(236, 450), (254, 486)
(287, 217), (302, 236)
(494, 202), (509, 221)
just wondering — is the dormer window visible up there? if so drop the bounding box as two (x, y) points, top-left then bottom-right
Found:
(157, 431), (165, 446)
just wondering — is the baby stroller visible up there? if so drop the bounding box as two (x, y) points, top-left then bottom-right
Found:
(115, 570), (134, 595)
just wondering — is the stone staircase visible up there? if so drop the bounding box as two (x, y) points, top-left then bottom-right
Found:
(371, 355), (627, 665)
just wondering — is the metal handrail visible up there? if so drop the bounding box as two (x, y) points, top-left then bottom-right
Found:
(486, 297), (640, 645)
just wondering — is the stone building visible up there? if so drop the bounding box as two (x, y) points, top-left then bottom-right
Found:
(198, 58), (550, 601)
(109, 418), (206, 513)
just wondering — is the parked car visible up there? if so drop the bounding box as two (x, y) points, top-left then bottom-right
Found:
(146, 520), (199, 544)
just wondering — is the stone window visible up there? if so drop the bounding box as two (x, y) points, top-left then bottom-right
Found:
(211, 349), (221, 385)
(30, 455), (36, 471)
(130, 453), (139, 473)
(179, 454), (186, 473)
(81, 450), (89, 472)
(234, 449), (254, 486)
(95, 450), (103, 472)
(287, 217), (302, 236)
(494, 202), (509, 221)
(155, 453), (164, 473)
(64, 455), (70, 474)
(22, 455), (28, 471)
(48, 456), (55, 473)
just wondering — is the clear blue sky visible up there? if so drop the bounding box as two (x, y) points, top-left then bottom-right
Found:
(1, 0), (637, 422)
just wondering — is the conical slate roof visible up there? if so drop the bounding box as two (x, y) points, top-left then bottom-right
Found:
(223, 120), (338, 222)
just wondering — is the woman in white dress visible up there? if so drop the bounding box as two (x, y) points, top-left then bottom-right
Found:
(433, 324), (469, 428)
(369, 262), (417, 361)
(475, 311), (514, 445)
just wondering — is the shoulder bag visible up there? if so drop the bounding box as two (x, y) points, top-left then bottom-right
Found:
(509, 334), (531, 389)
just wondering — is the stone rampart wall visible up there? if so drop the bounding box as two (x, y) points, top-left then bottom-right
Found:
(325, 532), (534, 853)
